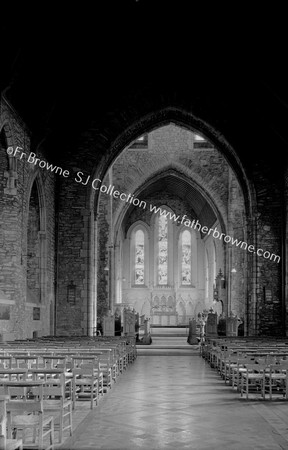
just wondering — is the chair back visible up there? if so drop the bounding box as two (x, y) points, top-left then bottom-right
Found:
(73, 363), (96, 377)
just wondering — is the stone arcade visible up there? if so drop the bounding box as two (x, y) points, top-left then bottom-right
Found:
(2, 114), (284, 340)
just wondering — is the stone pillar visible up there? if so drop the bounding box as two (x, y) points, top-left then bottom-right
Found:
(285, 164), (288, 335)
(93, 217), (98, 334)
(108, 168), (114, 313)
(39, 231), (47, 304)
(87, 212), (95, 336)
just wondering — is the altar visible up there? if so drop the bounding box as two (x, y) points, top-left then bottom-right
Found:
(150, 292), (178, 326)
(151, 308), (178, 326)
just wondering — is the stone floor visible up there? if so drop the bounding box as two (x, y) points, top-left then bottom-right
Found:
(150, 327), (188, 337)
(58, 353), (288, 450)
(137, 336), (197, 355)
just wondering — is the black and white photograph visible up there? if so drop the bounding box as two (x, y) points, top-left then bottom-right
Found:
(0, 2), (288, 449)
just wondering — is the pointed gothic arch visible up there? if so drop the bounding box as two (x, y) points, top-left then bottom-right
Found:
(88, 109), (256, 335)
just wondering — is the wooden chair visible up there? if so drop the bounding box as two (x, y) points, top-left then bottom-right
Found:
(30, 369), (72, 443)
(0, 395), (23, 450)
(72, 364), (99, 410)
(231, 356), (255, 391)
(97, 348), (118, 382)
(264, 363), (288, 400)
(219, 350), (234, 380)
(39, 356), (67, 371)
(241, 364), (266, 399)
(0, 357), (13, 370)
(126, 341), (136, 364)
(98, 355), (112, 392)
(3, 380), (54, 450)
(0, 370), (28, 394)
(223, 352), (240, 385)
(12, 357), (39, 370)
(72, 357), (103, 397)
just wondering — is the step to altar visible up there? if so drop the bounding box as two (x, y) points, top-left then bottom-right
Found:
(136, 336), (199, 356)
(150, 326), (188, 337)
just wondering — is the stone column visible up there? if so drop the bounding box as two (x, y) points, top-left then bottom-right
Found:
(39, 231), (47, 304)
(88, 212), (97, 336)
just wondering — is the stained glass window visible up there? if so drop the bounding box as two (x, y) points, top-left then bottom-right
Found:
(181, 230), (191, 284)
(135, 230), (144, 284)
(158, 215), (168, 284)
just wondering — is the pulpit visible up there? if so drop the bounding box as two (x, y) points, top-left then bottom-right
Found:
(226, 314), (242, 337)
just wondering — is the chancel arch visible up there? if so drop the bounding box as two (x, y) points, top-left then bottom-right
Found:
(104, 125), (234, 326)
(91, 121), (252, 334)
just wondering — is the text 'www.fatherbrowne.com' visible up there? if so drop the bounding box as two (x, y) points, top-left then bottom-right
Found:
(8, 147), (280, 264)
(149, 205), (280, 264)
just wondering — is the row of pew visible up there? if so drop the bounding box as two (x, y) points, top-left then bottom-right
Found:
(200, 337), (288, 400)
(0, 335), (137, 449)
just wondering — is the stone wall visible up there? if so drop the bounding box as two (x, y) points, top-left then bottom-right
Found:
(112, 125), (229, 228)
(55, 177), (90, 335)
(0, 97), (56, 340)
(285, 162), (288, 335)
(253, 168), (283, 336)
(26, 182), (40, 303)
(1, 93), (284, 337)
(97, 174), (111, 318)
(227, 167), (246, 320)
(55, 124), (248, 333)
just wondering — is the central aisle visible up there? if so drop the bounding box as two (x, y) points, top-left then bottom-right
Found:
(136, 336), (198, 355)
(62, 355), (288, 450)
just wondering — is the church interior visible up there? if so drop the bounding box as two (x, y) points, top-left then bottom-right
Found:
(0, 4), (288, 449)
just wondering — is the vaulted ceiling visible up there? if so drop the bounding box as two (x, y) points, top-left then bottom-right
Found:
(136, 173), (218, 229)
(1, 4), (287, 178)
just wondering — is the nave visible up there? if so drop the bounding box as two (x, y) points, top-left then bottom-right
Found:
(62, 353), (288, 450)
(1, 9), (288, 450)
